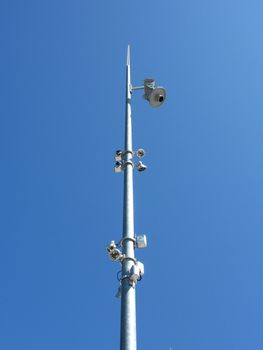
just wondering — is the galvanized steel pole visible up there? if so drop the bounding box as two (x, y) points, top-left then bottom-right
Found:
(120, 45), (137, 350)
(107, 46), (165, 350)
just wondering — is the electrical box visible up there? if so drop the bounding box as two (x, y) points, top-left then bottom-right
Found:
(136, 235), (147, 249)
(130, 264), (140, 283)
(136, 261), (144, 277)
(129, 261), (144, 284)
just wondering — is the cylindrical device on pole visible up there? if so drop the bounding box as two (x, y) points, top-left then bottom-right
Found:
(120, 46), (137, 350)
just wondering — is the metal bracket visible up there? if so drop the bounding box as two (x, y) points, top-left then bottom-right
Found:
(119, 237), (136, 247)
(122, 160), (134, 169)
(120, 274), (130, 281)
(122, 150), (134, 157)
(131, 85), (144, 91)
(119, 275), (136, 288)
(121, 256), (137, 264)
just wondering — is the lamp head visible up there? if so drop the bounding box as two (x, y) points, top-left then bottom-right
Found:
(114, 161), (123, 173)
(137, 161), (147, 172)
(115, 150), (123, 161)
(136, 148), (145, 158)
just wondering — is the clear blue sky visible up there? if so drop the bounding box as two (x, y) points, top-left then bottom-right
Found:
(1, 1), (263, 349)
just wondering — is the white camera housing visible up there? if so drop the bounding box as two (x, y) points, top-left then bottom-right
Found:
(143, 78), (166, 108)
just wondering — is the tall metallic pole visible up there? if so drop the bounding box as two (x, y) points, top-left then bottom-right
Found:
(120, 45), (137, 350)
(107, 46), (166, 350)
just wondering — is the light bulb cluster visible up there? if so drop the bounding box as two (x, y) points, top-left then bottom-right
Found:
(114, 149), (147, 173)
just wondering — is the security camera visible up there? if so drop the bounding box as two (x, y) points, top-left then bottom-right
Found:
(143, 78), (166, 107)
(136, 148), (145, 158)
(149, 87), (166, 107)
(109, 248), (123, 261)
(115, 150), (123, 161)
(106, 240), (117, 253)
(106, 241), (123, 261)
(114, 161), (123, 173)
(137, 161), (147, 172)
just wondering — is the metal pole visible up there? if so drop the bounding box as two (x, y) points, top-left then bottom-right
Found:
(120, 45), (137, 350)
(108, 46), (165, 350)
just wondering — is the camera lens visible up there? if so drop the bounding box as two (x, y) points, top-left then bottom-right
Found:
(158, 95), (164, 102)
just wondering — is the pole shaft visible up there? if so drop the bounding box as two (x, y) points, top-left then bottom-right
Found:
(120, 46), (137, 350)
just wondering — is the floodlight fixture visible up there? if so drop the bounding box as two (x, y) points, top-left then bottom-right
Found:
(136, 148), (145, 158)
(136, 161), (147, 172)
